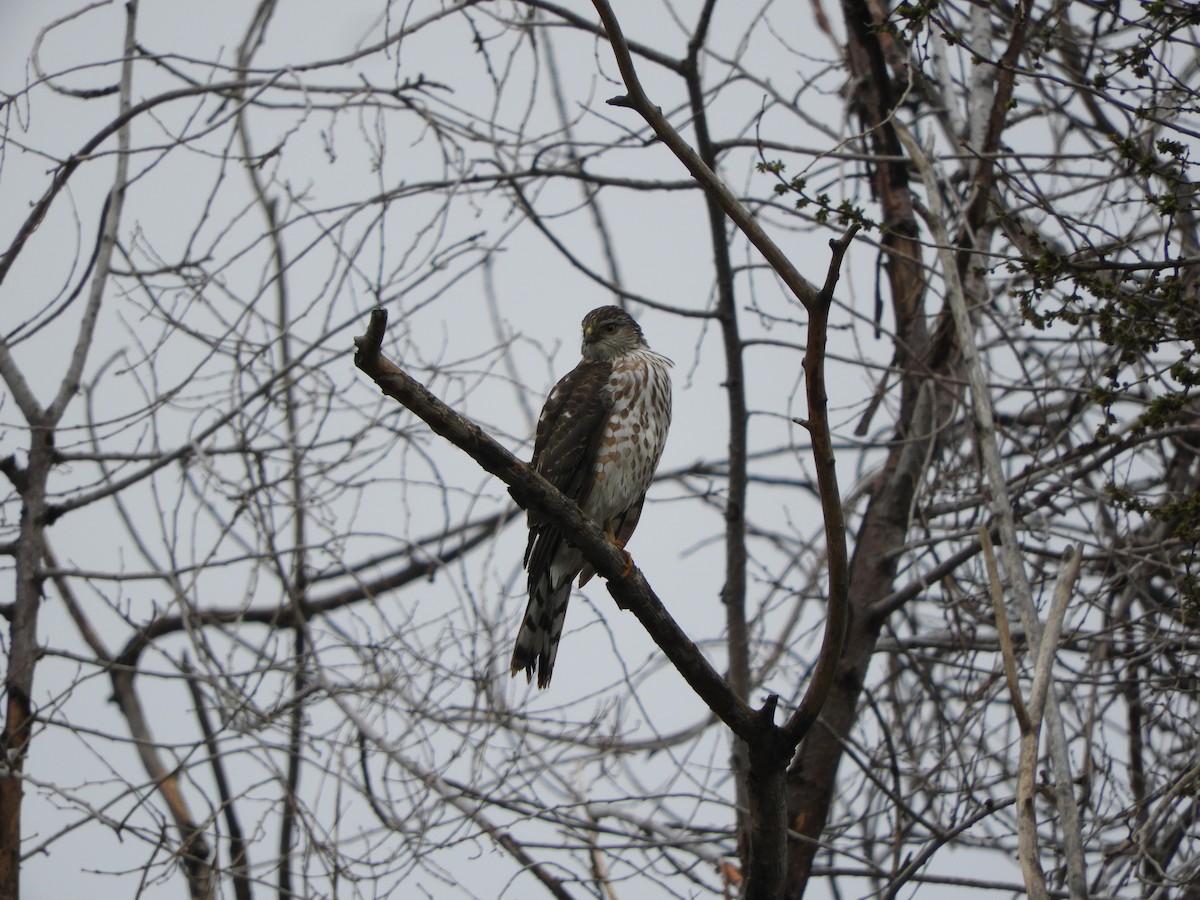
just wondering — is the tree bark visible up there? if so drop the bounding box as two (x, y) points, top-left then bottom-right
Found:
(783, 0), (949, 893)
(0, 428), (53, 900)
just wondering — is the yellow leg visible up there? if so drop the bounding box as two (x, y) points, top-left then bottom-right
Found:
(604, 524), (634, 577)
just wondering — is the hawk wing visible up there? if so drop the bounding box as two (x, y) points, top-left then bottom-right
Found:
(523, 359), (612, 577)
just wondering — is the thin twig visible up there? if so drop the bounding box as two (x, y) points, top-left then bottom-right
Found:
(183, 661), (253, 900)
(981, 526), (1031, 733)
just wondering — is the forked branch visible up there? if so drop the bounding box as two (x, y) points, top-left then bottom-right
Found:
(589, 0), (821, 315)
(588, 0), (852, 752)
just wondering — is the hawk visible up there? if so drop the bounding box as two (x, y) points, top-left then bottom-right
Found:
(511, 306), (673, 687)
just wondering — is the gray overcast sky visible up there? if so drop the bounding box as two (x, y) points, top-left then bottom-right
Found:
(3, 0), (1112, 897)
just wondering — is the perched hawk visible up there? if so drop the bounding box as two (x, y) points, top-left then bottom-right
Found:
(511, 306), (673, 687)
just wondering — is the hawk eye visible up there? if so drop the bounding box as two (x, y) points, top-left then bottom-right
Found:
(604, 323), (617, 333)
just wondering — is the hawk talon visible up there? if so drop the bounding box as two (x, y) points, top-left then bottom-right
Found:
(605, 525), (633, 577)
(603, 524), (626, 548)
(618, 549), (634, 578)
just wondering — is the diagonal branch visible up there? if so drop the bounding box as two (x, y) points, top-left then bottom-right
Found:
(587, 0), (851, 750)
(182, 662), (252, 900)
(588, 0), (821, 315)
(898, 121), (1089, 900)
(48, 544), (214, 900)
(353, 308), (761, 741)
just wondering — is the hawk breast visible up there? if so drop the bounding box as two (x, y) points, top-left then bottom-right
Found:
(584, 348), (673, 524)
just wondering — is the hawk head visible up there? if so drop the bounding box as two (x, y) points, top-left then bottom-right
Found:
(580, 306), (647, 362)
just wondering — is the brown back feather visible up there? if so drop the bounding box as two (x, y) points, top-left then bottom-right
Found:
(523, 359), (613, 584)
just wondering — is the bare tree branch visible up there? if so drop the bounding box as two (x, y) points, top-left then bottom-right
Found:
(353, 307), (763, 740)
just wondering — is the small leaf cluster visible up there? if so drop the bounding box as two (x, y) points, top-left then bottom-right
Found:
(757, 159), (876, 230)
(1013, 117), (1199, 554)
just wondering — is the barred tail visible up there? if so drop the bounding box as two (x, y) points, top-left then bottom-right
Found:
(510, 570), (571, 688)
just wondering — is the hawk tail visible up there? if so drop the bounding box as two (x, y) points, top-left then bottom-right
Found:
(510, 571), (571, 689)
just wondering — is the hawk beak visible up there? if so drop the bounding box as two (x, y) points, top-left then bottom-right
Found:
(583, 325), (598, 343)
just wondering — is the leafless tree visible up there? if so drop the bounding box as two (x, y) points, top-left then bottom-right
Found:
(2, 1), (1198, 898)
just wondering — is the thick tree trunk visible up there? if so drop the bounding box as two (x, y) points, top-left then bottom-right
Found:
(784, 367), (958, 893)
(0, 428), (54, 900)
